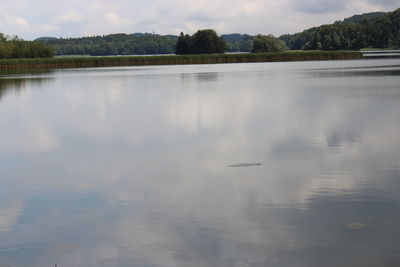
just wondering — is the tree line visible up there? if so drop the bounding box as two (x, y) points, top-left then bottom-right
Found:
(35, 31), (286, 55)
(37, 32), (256, 55)
(0, 33), (54, 59)
(280, 8), (400, 50)
(38, 33), (178, 56)
(0, 30), (285, 58)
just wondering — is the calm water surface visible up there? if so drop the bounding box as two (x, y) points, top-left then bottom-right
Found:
(1, 59), (400, 267)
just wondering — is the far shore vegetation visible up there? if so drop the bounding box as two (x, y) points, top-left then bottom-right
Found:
(0, 51), (362, 70)
(280, 8), (400, 50)
(0, 33), (54, 59)
(0, 7), (398, 69)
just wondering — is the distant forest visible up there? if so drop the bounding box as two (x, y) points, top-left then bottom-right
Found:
(36, 33), (254, 56)
(280, 8), (400, 50)
(36, 33), (178, 56)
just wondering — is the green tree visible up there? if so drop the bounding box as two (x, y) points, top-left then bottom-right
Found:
(175, 29), (226, 55)
(191, 29), (226, 54)
(0, 33), (6, 42)
(175, 32), (192, 54)
(0, 33), (54, 59)
(252, 34), (287, 53)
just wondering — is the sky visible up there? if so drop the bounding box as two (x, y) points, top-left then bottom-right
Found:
(0, 0), (398, 40)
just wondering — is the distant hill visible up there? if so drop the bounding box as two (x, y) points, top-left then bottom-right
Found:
(337, 11), (387, 24)
(221, 34), (254, 52)
(34, 37), (58, 42)
(280, 8), (400, 50)
(221, 33), (252, 42)
(131, 32), (155, 37)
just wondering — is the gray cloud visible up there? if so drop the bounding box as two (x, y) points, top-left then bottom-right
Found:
(290, 0), (348, 14)
(366, 0), (400, 7)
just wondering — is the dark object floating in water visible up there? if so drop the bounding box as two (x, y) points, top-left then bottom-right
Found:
(228, 163), (262, 168)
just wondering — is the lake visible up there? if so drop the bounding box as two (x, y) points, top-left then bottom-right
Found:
(1, 59), (400, 267)
(361, 50), (400, 57)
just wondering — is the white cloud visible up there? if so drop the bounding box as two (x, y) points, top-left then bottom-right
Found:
(12, 16), (58, 33)
(15, 16), (29, 28)
(56, 10), (84, 24)
(104, 12), (135, 26)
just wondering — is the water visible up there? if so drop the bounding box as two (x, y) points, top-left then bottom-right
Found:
(361, 50), (400, 57)
(0, 59), (400, 267)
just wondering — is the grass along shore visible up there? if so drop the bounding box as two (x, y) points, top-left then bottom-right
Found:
(0, 51), (362, 69)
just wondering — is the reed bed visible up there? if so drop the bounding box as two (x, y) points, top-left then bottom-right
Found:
(0, 51), (362, 69)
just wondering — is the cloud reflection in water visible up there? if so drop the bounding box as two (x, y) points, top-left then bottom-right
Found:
(0, 60), (399, 266)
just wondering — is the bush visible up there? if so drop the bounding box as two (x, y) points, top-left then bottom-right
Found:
(252, 35), (287, 53)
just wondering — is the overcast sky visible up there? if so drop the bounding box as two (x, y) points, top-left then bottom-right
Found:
(0, 0), (398, 40)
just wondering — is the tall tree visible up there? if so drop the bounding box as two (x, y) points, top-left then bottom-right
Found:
(175, 29), (226, 55)
(175, 32), (192, 55)
(191, 29), (226, 54)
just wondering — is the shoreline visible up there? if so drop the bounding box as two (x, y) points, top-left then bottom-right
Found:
(0, 51), (362, 70)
